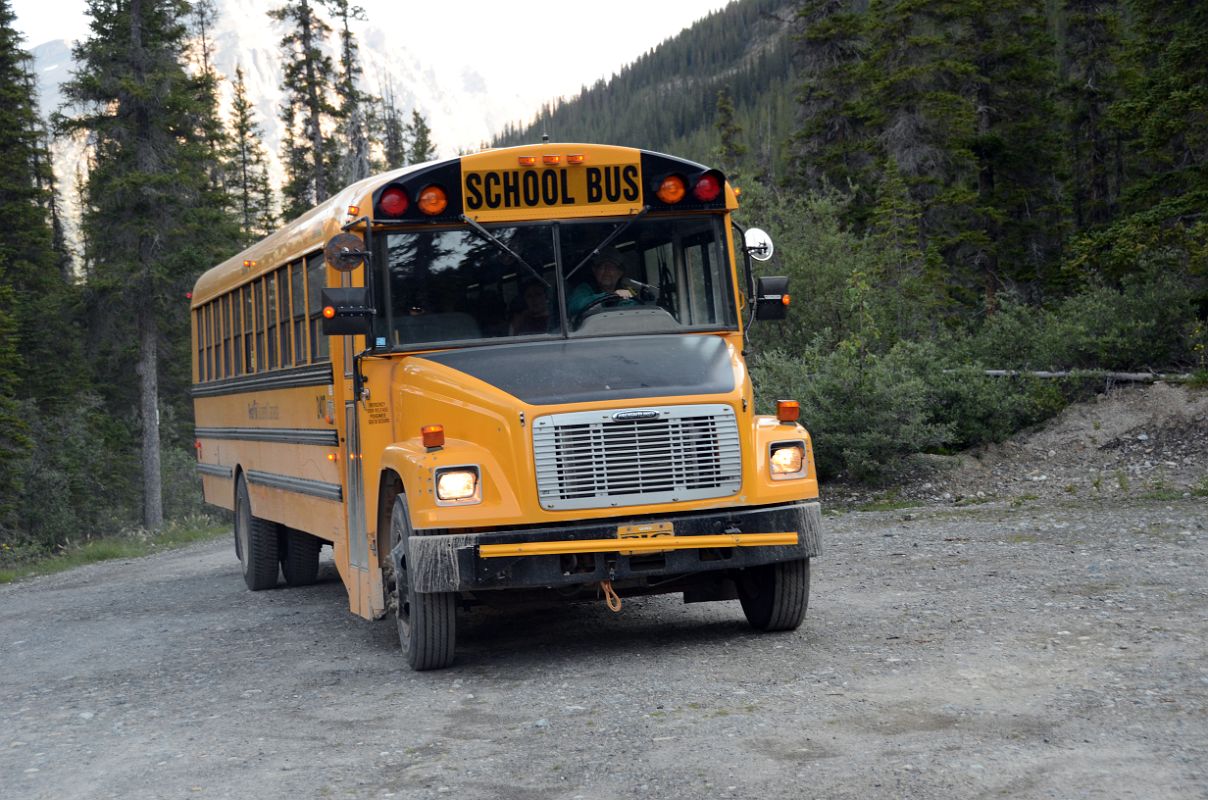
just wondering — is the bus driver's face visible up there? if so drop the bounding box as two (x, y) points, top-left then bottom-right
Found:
(592, 259), (623, 291)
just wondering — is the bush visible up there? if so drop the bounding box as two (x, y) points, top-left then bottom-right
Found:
(753, 341), (949, 481)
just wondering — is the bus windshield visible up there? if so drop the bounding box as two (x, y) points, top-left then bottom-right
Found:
(376, 215), (736, 348)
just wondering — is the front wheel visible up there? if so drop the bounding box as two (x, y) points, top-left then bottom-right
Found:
(738, 558), (810, 631)
(390, 496), (456, 670)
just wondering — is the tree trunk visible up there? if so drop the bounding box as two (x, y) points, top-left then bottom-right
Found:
(138, 300), (163, 530)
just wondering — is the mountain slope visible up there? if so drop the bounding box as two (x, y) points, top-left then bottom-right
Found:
(492, 0), (796, 177)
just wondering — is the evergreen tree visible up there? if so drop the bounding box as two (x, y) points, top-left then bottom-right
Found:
(271, 0), (339, 218)
(61, 0), (240, 530)
(0, 0), (81, 407)
(228, 65), (277, 242)
(188, 0), (226, 189)
(1110, 0), (1208, 258)
(714, 86), (746, 177)
(325, 0), (372, 186)
(1062, 0), (1126, 231)
(0, 283), (26, 536)
(790, 0), (874, 199)
(378, 76), (408, 170)
(406, 108), (436, 164)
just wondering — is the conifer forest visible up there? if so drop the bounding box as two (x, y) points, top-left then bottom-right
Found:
(1, 0), (1205, 561)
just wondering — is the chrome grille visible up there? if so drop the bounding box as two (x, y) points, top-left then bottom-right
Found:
(533, 404), (741, 510)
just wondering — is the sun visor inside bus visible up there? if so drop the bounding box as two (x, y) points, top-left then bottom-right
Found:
(414, 335), (735, 405)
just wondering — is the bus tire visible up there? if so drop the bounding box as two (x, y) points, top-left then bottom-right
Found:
(235, 475), (279, 591)
(738, 557), (809, 632)
(391, 495), (456, 670)
(280, 528), (321, 587)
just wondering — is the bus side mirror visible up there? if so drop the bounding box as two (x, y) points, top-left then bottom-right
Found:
(321, 288), (375, 336)
(754, 276), (790, 320)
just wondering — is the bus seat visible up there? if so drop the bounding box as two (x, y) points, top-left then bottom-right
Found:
(393, 312), (481, 345)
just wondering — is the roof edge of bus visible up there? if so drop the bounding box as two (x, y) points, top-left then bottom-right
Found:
(191, 144), (726, 307)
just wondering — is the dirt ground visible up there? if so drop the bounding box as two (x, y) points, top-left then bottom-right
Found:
(2, 383), (1205, 800)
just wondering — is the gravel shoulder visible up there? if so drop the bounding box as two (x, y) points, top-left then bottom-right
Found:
(2, 492), (1206, 800)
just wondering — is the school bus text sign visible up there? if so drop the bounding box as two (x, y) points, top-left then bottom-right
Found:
(462, 162), (641, 220)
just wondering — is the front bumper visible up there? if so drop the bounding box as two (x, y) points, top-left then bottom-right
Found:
(403, 501), (822, 593)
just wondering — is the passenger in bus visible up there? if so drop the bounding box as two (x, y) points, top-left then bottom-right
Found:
(566, 247), (639, 320)
(510, 279), (552, 334)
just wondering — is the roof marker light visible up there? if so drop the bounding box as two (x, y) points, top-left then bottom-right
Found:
(655, 175), (686, 204)
(543, 155), (561, 165)
(566, 154), (585, 165)
(378, 186), (409, 217)
(417, 185), (448, 216)
(518, 156), (537, 167)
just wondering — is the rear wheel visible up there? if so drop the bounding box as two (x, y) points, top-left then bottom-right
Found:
(280, 528), (322, 586)
(738, 558), (810, 631)
(390, 495), (456, 670)
(235, 475), (279, 591)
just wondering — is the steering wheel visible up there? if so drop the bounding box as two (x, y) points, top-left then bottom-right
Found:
(574, 291), (625, 322)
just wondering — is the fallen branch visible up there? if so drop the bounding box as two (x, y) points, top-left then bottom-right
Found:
(982, 369), (1196, 383)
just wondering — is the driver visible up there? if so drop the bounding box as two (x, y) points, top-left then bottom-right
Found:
(567, 246), (639, 320)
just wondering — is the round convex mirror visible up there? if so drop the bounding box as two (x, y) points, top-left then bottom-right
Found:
(744, 227), (774, 262)
(324, 233), (367, 272)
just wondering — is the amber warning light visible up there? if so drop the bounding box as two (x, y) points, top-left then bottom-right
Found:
(421, 425), (445, 448)
(777, 400), (800, 423)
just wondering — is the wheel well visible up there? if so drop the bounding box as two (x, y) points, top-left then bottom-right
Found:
(377, 470), (403, 567)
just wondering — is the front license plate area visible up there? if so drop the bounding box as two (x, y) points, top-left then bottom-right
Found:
(617, 521), (674, 555)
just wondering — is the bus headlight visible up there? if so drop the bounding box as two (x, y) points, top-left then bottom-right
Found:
(435, 466), (481, 503)
(769, 441), (806, 480)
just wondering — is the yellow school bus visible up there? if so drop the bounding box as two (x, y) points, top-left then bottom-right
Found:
(190, 143), (821, 669)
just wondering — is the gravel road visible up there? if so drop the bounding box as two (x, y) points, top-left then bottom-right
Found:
(3, 495), (1206, 800)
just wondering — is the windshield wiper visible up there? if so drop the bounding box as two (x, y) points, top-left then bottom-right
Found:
(459, 214), (549, 289)
(564, 206), (651, 282)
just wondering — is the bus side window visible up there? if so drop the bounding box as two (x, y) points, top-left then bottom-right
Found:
(243, 284), (256, 373)
(223, 294), (232, 378)
(194, 309), (203, 383)
(291, 260), (307, 365)
(307, 253), (329, 362)
(278, 267), (292, 367)
(204, 303), (213, 382)
(266, 272), (279, 370)
(232, 291), (243, 376)
(255, 278), (266, 372)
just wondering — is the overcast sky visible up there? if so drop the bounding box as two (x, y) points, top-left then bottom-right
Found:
(11, 0), (734, 103)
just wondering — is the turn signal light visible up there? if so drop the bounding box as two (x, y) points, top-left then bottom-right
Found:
(518, 156), (537, 167)
(417, 185), (448, 216)
(421, 424), (445, 448)
(378, 186), (409, 217)
(782, 293), (792, 306)
(693, 173), (722, 202)
(777, 400), (800, 423)
(322, 306), (336, 319)
(346, 205), (360, 216)
(655, 175), (686, 204)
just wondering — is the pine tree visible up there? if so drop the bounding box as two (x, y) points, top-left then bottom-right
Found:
(61, 0), (240, 530)
(714, 86), (746, 177)
(1112, 0), (1208, 245)
(1062, 0), (1126, 231)
(378, 76), (408, 170)
(406, 109), (436, 164)
(0, 0), (81, 407)
(325, 0), (371, 187)
(188, 0), (226, 189)
(0, 283), (27, 536)
(228, 65), (277, 242)
(271, 0), (339, 218)
(790, 0), (874, 199)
